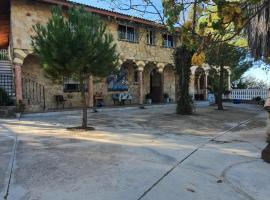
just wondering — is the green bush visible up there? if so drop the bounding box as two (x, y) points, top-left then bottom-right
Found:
(163, 93), (169, 99)
(0, 51), (8, 60)
(253, 96), (262, 101)
(145, 93), (151, 99)
(0, 87), (14, 106)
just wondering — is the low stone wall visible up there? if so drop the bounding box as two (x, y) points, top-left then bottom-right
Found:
(0, 106), (16, 117)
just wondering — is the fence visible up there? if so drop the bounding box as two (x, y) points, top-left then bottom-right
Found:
(229, 89), (269, 100)
(0, 74), (15, 106)
(0, 74), (14, 96)
(22, 78), (46, 110)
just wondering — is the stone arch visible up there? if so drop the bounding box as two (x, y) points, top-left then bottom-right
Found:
(22, 54), (42, 81)
(194, 66), (207, 100)
(121, 60), (137, 84)
(115, 60), (139, 103)
(143, 62), (156, 96)
(21, 54), (56, 111)
(21, 54), (88, 111)
(163, 64), (176, 102)
(143, 62), (164, 103)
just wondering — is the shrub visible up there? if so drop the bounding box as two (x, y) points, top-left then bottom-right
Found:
(223, 90), (231, 95)
(145, 93), (151, 99)
(163, 93), (169, 99)
(253, 96), (262, 101)
(0, 87), (14, 106)
(16, 100), (26, 113)
(0, 50), (8, 60)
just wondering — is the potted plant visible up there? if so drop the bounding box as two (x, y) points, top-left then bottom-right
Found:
(163, 93), (170, 103)
(252, 96), (264, 105)
(16, 100), (25, 118)
(145, 93), (152, 104)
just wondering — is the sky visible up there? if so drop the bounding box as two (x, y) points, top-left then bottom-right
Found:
(72, 0), (270, 86)
(71, 0), (163, 20)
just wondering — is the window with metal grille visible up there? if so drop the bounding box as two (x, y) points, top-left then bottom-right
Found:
(162, 34), (174, 48)
(63, 77), (87, 92)
(118, 25), (137, 42)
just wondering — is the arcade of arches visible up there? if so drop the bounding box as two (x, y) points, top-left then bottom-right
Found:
(190, 65), (231, 101)
(14, 53), (230, 112)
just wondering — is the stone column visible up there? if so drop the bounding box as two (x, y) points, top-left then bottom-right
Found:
(204, 72), (208, 100)
(138, 68), (144, 105)
(197, 76), (201, 94)
(190, 67), (197, 100)
(158, 67), (164, 102)
(136, 61), (145, 106)
(157, 63), (165, 103)
(88, 75), (94, 107)
(227, 73), (231, 91)
(14, 64), (23, 102)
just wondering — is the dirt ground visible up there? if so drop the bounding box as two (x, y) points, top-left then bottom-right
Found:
(0, 103), (269, 200)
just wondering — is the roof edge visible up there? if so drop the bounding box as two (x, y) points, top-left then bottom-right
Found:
(37, 0), (163, 27)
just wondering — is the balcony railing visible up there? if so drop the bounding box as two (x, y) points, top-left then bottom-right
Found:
(0, 49), (9, 61)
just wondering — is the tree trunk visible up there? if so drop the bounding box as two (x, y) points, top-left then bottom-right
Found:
(218, 65), (224, 110)
(80, 78), (87, 129)
(175, 46), (193, 115)
(192, 0), (198, 35)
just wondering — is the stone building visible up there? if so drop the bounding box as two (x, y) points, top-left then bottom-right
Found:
(0, 0), (231, 112)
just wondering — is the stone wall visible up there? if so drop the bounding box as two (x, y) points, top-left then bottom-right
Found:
(21, 55), (145, 110)
(0, 106), (16, 117)
(11, 0), (51, 50)
(21, 55), (176, 111)
(11, 0), (178, 111)
(11, 0), (178, 64)
(22, 55), (84, 111)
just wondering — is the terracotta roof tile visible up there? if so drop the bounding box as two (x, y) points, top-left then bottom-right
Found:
(38, 0), (162, 27)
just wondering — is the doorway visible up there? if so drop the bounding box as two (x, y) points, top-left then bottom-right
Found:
(150, 69), (162, 103)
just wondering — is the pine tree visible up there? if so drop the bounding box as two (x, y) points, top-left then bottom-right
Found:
(32, 6), (118, 129)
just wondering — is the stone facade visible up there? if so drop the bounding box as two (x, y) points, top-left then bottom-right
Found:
(10, 0), (180, 111)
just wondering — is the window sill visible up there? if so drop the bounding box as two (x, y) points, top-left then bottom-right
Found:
(118, 39), (139, 44)
(63, 89), (88, 93)
(146, 44), (156, 47)
(161, 45), (175, 49)
(63, 90), (80, 93)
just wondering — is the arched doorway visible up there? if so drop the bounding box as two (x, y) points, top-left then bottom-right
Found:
(194, 67), (206, 100)
(150, 69), (162, 103)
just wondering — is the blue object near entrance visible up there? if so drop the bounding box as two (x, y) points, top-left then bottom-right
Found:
(233, 99), (241, 104)
(107, 70), (129, 92)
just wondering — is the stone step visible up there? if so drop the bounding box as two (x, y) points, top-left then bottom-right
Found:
(0, 60), (13, 75)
